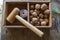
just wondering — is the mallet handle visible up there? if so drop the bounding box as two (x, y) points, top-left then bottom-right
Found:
(15, 15), (44, 37)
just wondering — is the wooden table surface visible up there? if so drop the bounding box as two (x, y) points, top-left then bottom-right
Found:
(1, 0), (60, 40)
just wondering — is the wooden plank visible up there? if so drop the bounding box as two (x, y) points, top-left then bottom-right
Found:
(5, 0), (50, 2)
(4, 26), (51, 28)
(6, 28), (50, 40)
(49, 3), (52, 27)
(27, 3), (29, 22)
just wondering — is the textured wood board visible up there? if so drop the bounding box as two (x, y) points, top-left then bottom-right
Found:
(6, 28), (50, 40)
(5, 0), (50, 2)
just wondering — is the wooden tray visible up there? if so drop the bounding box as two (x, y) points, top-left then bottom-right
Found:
(2, 2), (52, 28)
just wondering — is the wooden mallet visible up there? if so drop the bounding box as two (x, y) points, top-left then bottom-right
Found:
(6, 8), (44, 37)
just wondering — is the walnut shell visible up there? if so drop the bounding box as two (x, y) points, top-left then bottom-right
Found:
(44, 19), (48, 23)
(30, 5), (34, 9)
(44, 14), (48, 18)
(30, 16), (33, 20)
(44, 9), (50, 15)
(30, 10), (34, 14)
(34, 9), (40, 15)
(39, 13), (44, 18)
(41, 21), (47, 26)
(32, 17), (38, 24)
(39, 19), (44, 22)
(32, 12), (38, 17)
(35, 22), (40, 26)
(35, 4), (40, 10)
(41, 4), (48, 10)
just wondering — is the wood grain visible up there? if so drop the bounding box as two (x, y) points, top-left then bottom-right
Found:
(6, 28), (50, 40)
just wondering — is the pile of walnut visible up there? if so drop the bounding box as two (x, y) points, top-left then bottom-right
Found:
(30, 3), (50, 26)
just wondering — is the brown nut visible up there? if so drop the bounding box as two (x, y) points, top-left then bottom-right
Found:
(30, 16), (33, 20)
(30, 5), (34, 9)
(32, 17), (38, 24)
(44, 19), (48, 23)
(39, 19), (44, 22)
(31, 21), (33, 24)
(39, 13), (44, 18)
(32, 12), (38, 17)
(35, 22), (40, 26)
(37, 17), (39, 19)
(30, 10), (34, 14)
(35, 4), (40, 10)
(34, 9), (40, 15)
(44, 9), (50, 15)
(44, 14), (48, 18)
(31, 21), (36, 25)
(41, 4), (48, 10)
(41, 21), (47, 26)
(37, 22), (40, 25)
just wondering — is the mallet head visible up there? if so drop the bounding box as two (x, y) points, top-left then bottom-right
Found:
(6, 8), (20, 23)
